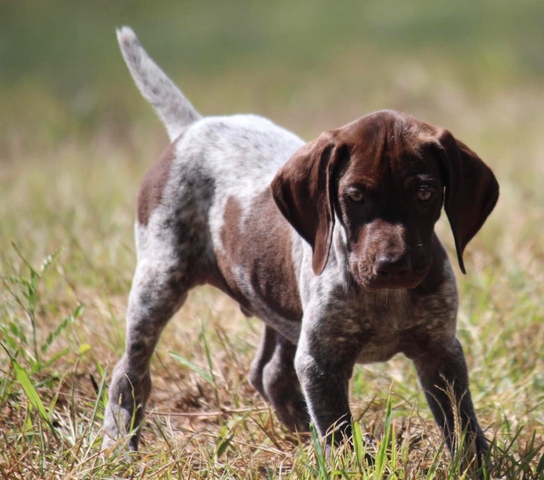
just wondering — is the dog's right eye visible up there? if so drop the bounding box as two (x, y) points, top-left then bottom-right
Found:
(348, 191), (364, 202)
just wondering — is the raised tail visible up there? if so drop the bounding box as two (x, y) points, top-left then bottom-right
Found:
(116, 27), (201, 141)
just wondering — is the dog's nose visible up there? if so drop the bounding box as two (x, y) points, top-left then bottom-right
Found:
(374, 255), (412, 278)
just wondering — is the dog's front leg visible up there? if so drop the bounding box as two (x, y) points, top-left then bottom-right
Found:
(294, 323), (357, 445)
(413, 338), (488, 464)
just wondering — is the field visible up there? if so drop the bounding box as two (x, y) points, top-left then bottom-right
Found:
(0, 1), (543, 478)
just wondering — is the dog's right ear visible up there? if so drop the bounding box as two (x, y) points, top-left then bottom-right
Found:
(271, 133), (343, 275)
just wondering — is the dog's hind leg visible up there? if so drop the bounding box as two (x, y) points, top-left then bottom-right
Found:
(248, 325), (277, 401)
(102, 236), (191, 452)
(250, 326), (310, 432)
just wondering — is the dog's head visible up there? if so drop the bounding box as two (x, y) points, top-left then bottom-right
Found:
(272, 110), (499, 290)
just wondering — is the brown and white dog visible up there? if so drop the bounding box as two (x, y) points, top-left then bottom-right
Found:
(104, 27), (499, 463)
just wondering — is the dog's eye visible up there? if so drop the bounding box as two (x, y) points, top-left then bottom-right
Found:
(417, 189), (432, 202)
(348, 191), (364, 202)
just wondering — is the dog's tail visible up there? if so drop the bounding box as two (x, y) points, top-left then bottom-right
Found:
(116, 27), (201, 141)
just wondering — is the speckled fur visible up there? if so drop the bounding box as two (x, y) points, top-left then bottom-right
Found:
(104, 28), (497, 465)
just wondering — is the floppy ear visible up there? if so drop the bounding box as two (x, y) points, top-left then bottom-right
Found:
(436, 130), (499, 274)
(271, 133), (343, 275)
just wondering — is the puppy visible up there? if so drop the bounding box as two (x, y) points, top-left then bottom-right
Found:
(103, 27), (498, 464)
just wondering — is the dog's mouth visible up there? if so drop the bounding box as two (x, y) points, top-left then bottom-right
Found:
(354, 262), (430, 291)
(360, 274), (424, 291)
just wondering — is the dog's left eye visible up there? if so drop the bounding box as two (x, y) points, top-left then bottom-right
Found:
(417, 189), (432, 202)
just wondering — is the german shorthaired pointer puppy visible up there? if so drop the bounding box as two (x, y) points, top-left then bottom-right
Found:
(104, 28), (499, 463)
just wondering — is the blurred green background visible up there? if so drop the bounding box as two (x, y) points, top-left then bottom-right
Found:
(2, 0), (543, 155)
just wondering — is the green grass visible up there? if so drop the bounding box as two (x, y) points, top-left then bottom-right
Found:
(1, 1), (544, 478)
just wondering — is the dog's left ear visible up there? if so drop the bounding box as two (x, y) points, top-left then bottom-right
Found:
(436, 130), (499, 274)
(271, 132), (344, 275)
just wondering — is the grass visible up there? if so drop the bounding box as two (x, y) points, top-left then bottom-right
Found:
(1, 1), (544, 478)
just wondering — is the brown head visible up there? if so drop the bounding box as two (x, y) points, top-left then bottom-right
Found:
(271, 110), (499, 290)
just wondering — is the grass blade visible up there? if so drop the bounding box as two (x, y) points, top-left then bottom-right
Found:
(11, 357), (49, 422)
(169, 351), (214, 385)
(310, 425), (330, 480)
(375, 393), (393, 478)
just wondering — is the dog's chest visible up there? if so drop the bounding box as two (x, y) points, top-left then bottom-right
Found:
(321, 288), (457, 364)
(352, 291), (412, 363)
